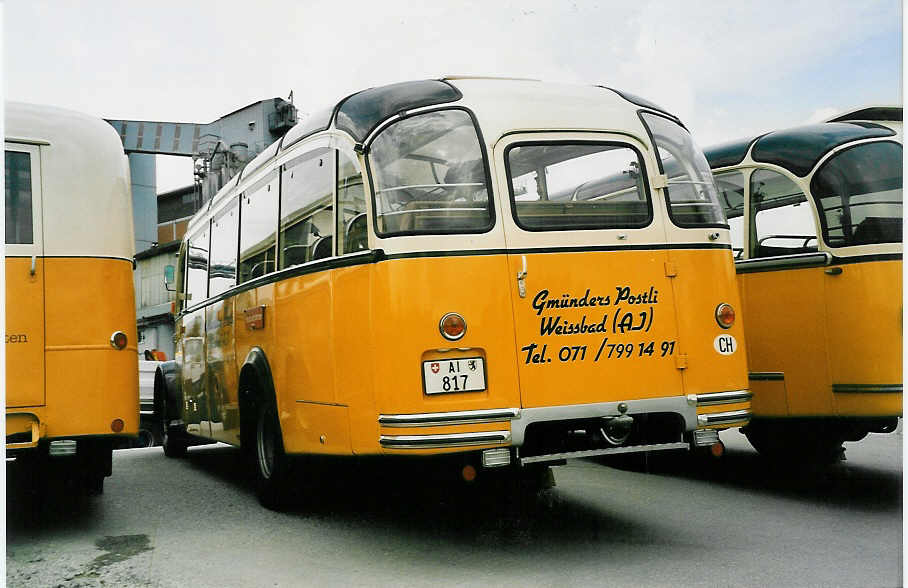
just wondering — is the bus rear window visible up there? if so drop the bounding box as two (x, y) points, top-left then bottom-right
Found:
(811, 141), (902, 247)
(369, 109), (492, 236)
(505, 143), (651, 231)
(640, 112), (726, 228)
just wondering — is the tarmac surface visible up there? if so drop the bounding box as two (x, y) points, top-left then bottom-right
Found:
(5, 428), (902, 587)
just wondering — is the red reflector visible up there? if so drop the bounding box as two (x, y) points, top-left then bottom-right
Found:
(715, 303), (735, 329)
(461, 464), (477, 482)
(439, 313), (466, 341)
(710, 441), (725, 458)
(110, 331), (128, 350)
(111, 419), (125, 433)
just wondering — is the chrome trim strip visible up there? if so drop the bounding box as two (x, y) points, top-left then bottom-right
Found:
(512, 395), (699, 446)
(687, 390), (752, 407)
(519, 441), (689, 465)
(833, 384), (903, 394)
(735, 252), (831, 274)
(697, 409), (752, 426)
(749, 372), (784, 381)
(379, 408), (520, 428)
(380, 430), (510, 449)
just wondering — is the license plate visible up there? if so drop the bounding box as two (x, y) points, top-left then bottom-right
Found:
(422, 357), (486, 394)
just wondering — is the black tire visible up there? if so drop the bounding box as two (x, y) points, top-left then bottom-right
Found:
(161, 394), (188, 458)
(744, 421), (844, 467)
(254, 397), (291, 509)
(82, 472), (105, 496)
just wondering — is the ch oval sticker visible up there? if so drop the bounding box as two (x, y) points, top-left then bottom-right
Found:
(713, 334), (737, 355)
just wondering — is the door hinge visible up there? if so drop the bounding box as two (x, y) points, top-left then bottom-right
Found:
(675, 354), (688, 370)
(664, 261), (678, 277)
(651, 174), (669, 190)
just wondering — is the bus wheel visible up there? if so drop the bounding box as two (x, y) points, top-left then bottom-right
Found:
(254, 398), (290, 510)
(162, 426), (188, 458)
(744, 422), (844, 467)
(161, 394), (188, 458)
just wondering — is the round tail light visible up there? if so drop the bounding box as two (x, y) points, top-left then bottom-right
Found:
(110, 331), (128, 350)
(439, 313), (466, 341)
(715, 303), (735, 329)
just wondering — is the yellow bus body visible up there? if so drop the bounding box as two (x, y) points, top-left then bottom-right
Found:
(160, 79), (750, 505)
(707, 115), (902, 461)
(741, 259), (902, 418)
(6, 103), (138, 492)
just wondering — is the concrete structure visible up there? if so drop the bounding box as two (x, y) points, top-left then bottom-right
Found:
(108, 98), (298, 360)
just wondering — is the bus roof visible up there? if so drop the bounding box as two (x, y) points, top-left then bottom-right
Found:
(5, 102), (134, 259)
(706, 121), (897, 176)
(193, 78), (678, 233)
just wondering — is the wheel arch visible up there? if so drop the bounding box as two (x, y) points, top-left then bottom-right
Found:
(154, 360), (182, 425)
(238, 347), (279, 450)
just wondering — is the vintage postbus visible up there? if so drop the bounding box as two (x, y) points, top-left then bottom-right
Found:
(5, 102), (139, 495)
(706, 107), (902, 463)
(155, 78), (751, 508)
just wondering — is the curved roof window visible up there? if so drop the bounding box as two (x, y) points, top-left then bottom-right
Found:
(751, 123), (895, 177)
(335, 80), (462, 143)
(281, 106), (334, 150)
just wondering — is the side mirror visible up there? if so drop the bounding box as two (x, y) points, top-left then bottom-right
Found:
(163, 265), (176, 292)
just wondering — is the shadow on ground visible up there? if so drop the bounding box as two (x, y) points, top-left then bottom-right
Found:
(592, 441), (902, 514)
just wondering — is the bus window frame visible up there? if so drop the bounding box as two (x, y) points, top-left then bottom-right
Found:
(363, 105), (496, 239)
(4, 142), (43, 255)
(809, 139), (902, 249)
(637, 109), (729, 230)
(502, 139), (654, 233)
(238, 169), (280, 284)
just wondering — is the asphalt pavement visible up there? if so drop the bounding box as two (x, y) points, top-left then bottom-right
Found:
(5, 428), (902, 587)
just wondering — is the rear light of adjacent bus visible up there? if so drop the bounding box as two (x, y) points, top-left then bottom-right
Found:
(439, 313), (467, 341)
(715, 303), (735, 329)
(110, 331), (128, 350)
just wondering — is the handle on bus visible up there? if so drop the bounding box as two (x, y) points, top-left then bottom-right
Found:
(29, 254), (36, 277)
(517, 255), (527, 298)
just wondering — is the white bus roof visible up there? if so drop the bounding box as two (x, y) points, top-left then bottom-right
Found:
(6, 102), (135, 260)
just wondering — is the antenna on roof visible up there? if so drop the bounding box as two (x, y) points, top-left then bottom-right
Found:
(288, 90), (294, 105)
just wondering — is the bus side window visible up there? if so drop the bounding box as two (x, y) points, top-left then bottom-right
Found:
(186, 226), (210, 304)
(280, 147), (334, 268)
(209, 200), (238, 297)
(336, 150), (367, 254)
(714, 170), (746, 259)
(5, 150), (33, 244)
(239, 172), (279, 283)
(749, 169), (816, 258)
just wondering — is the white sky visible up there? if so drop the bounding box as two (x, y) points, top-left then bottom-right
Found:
(4, 0), (903, 192)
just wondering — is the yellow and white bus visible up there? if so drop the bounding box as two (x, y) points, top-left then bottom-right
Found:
(706, 107), (902, 463)
(5, 102), (139, 494)
(155, 78), (751, 507)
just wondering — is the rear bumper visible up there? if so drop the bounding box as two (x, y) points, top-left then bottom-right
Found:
(378, 390), (752, 451)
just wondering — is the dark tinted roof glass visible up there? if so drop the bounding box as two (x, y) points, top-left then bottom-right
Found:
(827, 106), (903, 123)
(336, 80), (462, 142)
(704, 137), (760, 169)
(752, 122), (896, 177)
(599, 87), (678, 120)
(281, 106), (334, 150)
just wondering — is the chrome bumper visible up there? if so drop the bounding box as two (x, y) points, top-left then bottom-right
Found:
(687, 389), (752, 407)
(379, 390), (751, 450)
(379, 430), (511, 449)
(697, 409), (752, 427)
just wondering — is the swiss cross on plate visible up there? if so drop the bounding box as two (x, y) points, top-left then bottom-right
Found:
(430, 362), (440, 374)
